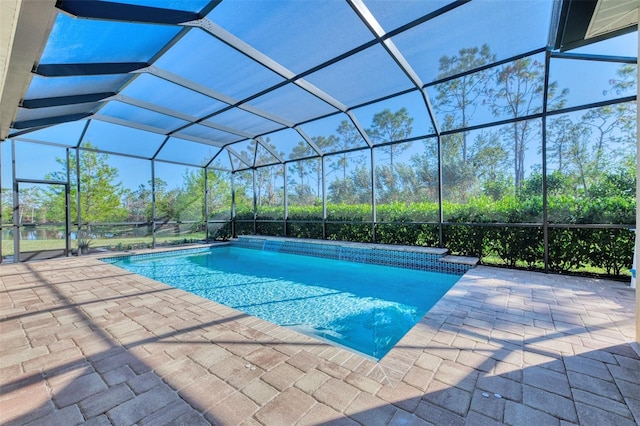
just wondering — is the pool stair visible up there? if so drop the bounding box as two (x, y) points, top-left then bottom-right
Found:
(231, 236), (478, 275)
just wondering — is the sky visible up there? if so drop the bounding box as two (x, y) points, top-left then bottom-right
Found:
(1, 1), (637, 194)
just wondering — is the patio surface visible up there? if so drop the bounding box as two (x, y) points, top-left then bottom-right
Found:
(1, 246), (638, 425)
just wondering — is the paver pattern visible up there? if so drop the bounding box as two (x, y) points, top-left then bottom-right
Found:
(1, 246), (638, 425)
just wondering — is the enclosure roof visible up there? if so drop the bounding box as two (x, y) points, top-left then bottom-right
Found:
(0, 0), (637, 170)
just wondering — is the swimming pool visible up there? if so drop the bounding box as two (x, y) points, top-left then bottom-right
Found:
(106, 245), (461, 359)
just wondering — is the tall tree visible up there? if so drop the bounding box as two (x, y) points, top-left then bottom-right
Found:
(333, 120), (364, 179)
(326, 150), (369, 204)
(328, 164), (371, 205)
(410, 142), (440, 202)
(547, 115), (592, 196)
(1, 188), (12, 224)
(45, 143), (127, 227)
(582, 64), (637, 170)
(178, 168), (205, 221)
(206, 169), (232, 219)
(469, 130), (509, 185)
(232, 170), (254, 214)
(151, 178), (176, 223)
(288, 136), (333, 203)
(368, 108), (414, 169)
(435, 44), (496, 161)
(440, 132), (476, 202)
(17, 186), (45, 223)
(123, 183), (152, 222)
(288, 143), (316, 206)
(563, 63), (637, 197)
(310, 135), (335, 198)
(253, 139), (284, 208)
(489, 57), (567, 187)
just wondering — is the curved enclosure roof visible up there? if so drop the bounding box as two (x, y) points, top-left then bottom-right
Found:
(1, 0), (637, 171)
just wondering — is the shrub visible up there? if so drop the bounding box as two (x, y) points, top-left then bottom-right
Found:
(227, 195), (634, 279)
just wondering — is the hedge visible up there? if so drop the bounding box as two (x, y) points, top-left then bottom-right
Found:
(211, 195), (635, 279)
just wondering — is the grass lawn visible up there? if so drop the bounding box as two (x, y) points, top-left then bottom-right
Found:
(1, 233), (207, 257)
(481, 255), (631, 279)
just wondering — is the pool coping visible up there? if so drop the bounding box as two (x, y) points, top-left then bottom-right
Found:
(235, 236), (450, 256)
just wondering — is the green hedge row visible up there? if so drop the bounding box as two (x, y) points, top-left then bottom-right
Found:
(239, 195), (635, 224)
(215, 196), (634, 278)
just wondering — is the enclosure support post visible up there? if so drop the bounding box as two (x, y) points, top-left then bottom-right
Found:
(542, 48), (551, 273)
(322, 156), (327, 240)
(283, 165), (288, 237)
(370, 147), (377, 243)
(635, 29), (639, 346)
(252, 169), (257, 235)
(11, 140), (19, 262)
(65, 149), (71, 256)
(231, 172), (236, 238)
(151, 160), (156, 249)
(437, 134), (444, 248)
(204, 168), (209, 242)
(76, 146), (81, 255)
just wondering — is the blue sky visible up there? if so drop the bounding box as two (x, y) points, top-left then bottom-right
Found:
(2, 1), (637, 194)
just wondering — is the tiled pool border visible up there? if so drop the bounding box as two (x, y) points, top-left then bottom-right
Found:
(232, 236), (475, 275)
(99, 238), (476, 275)
(99, 245), (215, 264)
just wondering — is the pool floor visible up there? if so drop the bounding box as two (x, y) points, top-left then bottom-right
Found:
(110, 246), (460, 359)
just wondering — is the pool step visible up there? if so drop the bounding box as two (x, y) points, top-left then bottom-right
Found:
(439, 254), (480, 267)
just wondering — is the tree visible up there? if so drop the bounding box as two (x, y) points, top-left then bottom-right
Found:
(440, 131), (476, 202)
(310, 135), (335, 198)
(328, 164), (371, 204)
(488, 57), (567, 187)
(546, 64), (636, 198)
(207, 169), (232, 220)
(289, 141), (315, 205)
(410, 142), (440, 202)
(430, 45), (510, 202)
(435, 44), (496, 160)
(547, 115), (573, 173)
(375, 162), (420, 204)
(368, 108), (414, 167)
(469, 130), (509, 185)
(17, 186), (45, 224)
(45, 143), (127, 227)
(178, 168), (205, 221)
(333, 120), (364, 179)
(546, 115), (592, 195)
(1, 188), (12, 224)
(123, 183), (152, 222)
(287, 136), (330, 204)
(253, 139), (284, 209)
(149, 178), (172, 222)
(232, 170), (254, 214)
(581, 64), (637, 172)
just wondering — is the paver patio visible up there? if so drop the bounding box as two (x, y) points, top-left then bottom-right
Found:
(1, 245), (638, 425)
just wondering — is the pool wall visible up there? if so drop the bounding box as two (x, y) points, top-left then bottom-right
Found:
(231, 236), (476, 275)
(100, 246), (213, 264)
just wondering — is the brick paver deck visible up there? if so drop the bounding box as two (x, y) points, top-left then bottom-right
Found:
(1, 246), (638, 425)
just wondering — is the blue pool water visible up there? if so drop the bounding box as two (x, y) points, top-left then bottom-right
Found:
(109, 246), (460, 359)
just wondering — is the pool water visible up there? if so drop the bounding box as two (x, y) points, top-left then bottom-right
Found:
(110, 246), (460, 359)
